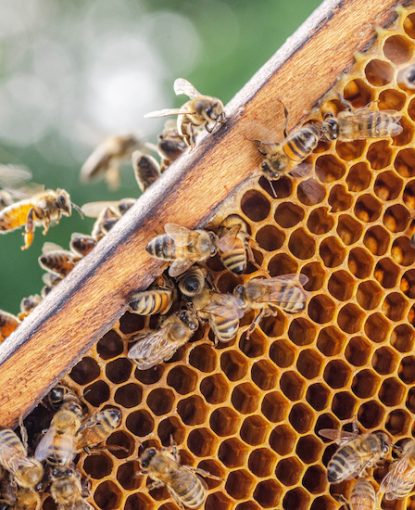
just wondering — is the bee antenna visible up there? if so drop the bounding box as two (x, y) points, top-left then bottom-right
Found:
(72, 202), (84, 219)
(267, 178), (278, 199)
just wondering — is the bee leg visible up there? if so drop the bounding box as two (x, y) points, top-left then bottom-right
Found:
(245, 309), (266, 340)
(333, 494), (350, 510)
(18, 415), (28, 451)
(167, 437), (179, 462)
(22, 209), (36, 250)
(191, 467), (222, 481)
(42, 217), (51, 236)
(147, 480), (165, 491)
(105, 165), (120, 191)
(337, 93), (353, 112)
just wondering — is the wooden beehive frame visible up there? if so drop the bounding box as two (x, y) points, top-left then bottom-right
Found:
(0, 0), (402, 427)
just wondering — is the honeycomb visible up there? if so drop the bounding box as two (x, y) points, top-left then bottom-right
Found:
(25, 4), (415, 510)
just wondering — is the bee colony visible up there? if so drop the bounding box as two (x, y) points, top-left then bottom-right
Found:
(3, 2), (415, 510)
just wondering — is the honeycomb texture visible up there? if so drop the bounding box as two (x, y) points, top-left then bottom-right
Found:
(36, 5), (415, 510)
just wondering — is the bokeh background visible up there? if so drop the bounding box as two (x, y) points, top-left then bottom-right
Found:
(0, 0), (320, 310)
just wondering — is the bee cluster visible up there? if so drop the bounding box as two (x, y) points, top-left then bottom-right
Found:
(2, 4), (415, 510)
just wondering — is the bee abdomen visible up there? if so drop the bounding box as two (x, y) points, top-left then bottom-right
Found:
(285, 126), (319, 162)
(0, 429), (23, 452)
(173, 477), (205, 509)
(211, 315), (239, 342)
(327, 445), (358, 482)
(221, 249), (247, 274)
(351, 479), (376, 509)
(146, 235), (176, 260)
(39, 254), (77, 277)
(129, 290), (173, 315)
(278, 285), (306, 313)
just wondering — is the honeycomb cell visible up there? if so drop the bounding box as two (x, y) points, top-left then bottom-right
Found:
(297, 178), (326, 206)
(69, 356), (100, 385)
(391, 324), (414, 353)
(146, 388), (175, 416)
(126, 410), (153, 437)
(383, 204), (410, 233)
(289, 403), (314, 433)
(262, 391), (290, 422)
(319, 236), (346, 267)
(356, 280), (383, 310)
(366, 140), (393, 170)
(114, 383), (142, 408)
(93, 480), (122, 510)
(83, 380), (110, 407)
(124, 493), (152, 510)
(282, 488), (310, 510)
(189, 343), (217, 373)
(205, 493), (233, 510)
(302, 464), (327, 494)
(354, 194), (382, 223)
(383, 292), (407, 321)
(239, 330), (266, 358)
(336, 214), (362, 246)
(177, 395), (207, 425)
(315, 154), (346, 182)
(335, 140), (365, 161)
(379, 88), (406, 113)
(307, 207), (334, 235)
(301, 261), (326, 291)
(406, 387), (415, 414)
(395, 148), (415, 177)
(240, 190), (270, 221)
(296, 435), (323, 465)
(269, 424), (296, 457)
(404, 12), (415, 38)
(83, 453), (113, 479)
(402, 268), (415, 298)
(225, 470), (255, 500)
(276, 457), (303, 487)
(218, 437), (249, 468)
(383, 34), (413, 64)
(296, 349), (323, 379)
(373, 346), (398, 375)
(364, 58), (394, 85)
(119, 311), (145, 334)
(231, 382), (260, 414)
(157, 416), (186, 446)
(306, 383), (330, 411)
(385, 409), (411, 436)
(345, 335), (372, 366)
(188, 428), (216, 457)
(363, 225), (390, 255)
(348, 247), (373, 279)
(268, 252), (298, 276)
(365, 313), (390, 343)
(358, 400), (384, 428)
(288, 228), (315, 259)
(331, 391), (357, 420)
(394, 116), (414, 146)
(255, 224), (284, 251)
(379, 377), (405, 406)
(248, 448), (276, 477)
(392, 236), (415, 266)
(251, 359), (278, 390)
(351, 369), (380, 398)
(398, 355), (415, 384)
(220, 350), (248, 382)
(106, 430), (135, 459)
(210, 407), (240, 437)
(374, 258), (400, 288)
(116, 460), (141, 491)
(259, 175), (292, 199)
(167, 366), (197, 394)
(269, 339), (295, 368)
(259, 312), (286, 337)
(308, 295), (336, 324)
(323, 360), (351, 389)
(134, 365), (164, 385)
(337, 303), (364, 334)
(200, 374), (228, 404)
(374, 171), (403, 201)
(404, 179), (415, 209)
(327, 270), (355, 301)
(346, 162), (372, 192)
(288, 317), (316, 346)
(275, 202), (304, 228)
(343, 78), (374, 107)
(240, 415), (268, 446)
(106, 357), (132, 384)
(253, 479), (282, 508)
(97, 330), (124, 360)
(280, 371), (305, 401)
(328, 185), (353, 213)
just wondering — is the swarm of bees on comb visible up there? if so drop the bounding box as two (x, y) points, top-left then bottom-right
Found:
(3, 3), (415, 510)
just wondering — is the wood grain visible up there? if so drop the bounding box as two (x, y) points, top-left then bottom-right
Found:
(0, 0), (400, 426)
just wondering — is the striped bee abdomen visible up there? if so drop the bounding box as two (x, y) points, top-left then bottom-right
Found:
(171, 470), (206, 509)
(284, 125), (319, 163)
(327, 444), (360, 483)
(146, 234), (176, 260)
(278, 285), (307, 313)
(129, 289), (173, 315)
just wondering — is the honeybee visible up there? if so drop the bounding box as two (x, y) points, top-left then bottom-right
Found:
(18, 294), (42, 320)
(139, 445), (219, 509)
(145, 78), (226, 147)
(39, 243), (80, 278)
(146, 224), (217, 277)
(0, 191), (13, 211)
(380, 439), (415, 500)
(398, 64), (415, 90)
(0, 189), (73, 250)
(132, 151), (161, 193)
(128, 310), (199, 370)
(69, 233), (96, 258)
(319, 426), (390, 483)
(0, 429), (43, 489)
(129, 277), (176, 316)
(82, 199), (135, 241)
(192, 289), (244, 343)
(14, 487), (41, 510)
(80, 134), (148, 190)
(177, 266), (207, 297)
(215, 215), (255, 274)
(75, 408), (121, 452)
(40, 272), (62, 298)
(0, 310), (20, 342)
(50, 465), (92, 510)
(157, 120), (187, 170)
(321, 106), (402, 142)
(47, 384), (83, 416)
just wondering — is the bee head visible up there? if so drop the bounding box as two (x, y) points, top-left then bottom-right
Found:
(233, 284), (246, 303)
(260, 156), (285, 180)
(56, 189), (72, 216)
(205, 100), (225, 123)
(16, 459), (44, 488)
(376, 432), (391, 455)
(139, 447), (157, 471)
(200, 231), (217, 256)
(178, 309), (199, 331)
(322, 114), (338, 140)
(107, 408), (122, 426)
(49, 386), (65, 408)
(52, 409), (81, 433)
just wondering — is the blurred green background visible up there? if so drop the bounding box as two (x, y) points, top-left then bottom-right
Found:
(0, 0), (320, 311)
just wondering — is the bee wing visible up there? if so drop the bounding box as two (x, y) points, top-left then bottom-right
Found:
(215, 226), (240, 252)
(168, 259), (193, 278)
(203, 294), (245, 319)
(318, 428), (358, 444)
(164, 223), (192, 245)
(128, 328), (182, 369)
(240, 119), (278, 145)
(289, 162), (314, 178)
(0, 164), (32, 188)
(174, 78), (201, 98)
(81, 201), (119, 218)
(80, 144), (114, 181)
(41, 242), (64, 254)
(144, 108), (189, 118)
(34, 427), (55, 461)
(268, 273), (309, 287)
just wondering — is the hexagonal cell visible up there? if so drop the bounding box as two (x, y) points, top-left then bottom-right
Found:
(93, 480), (122, 510)
(280, 371), (305, 401)
(259, 312), (286, 337)
(275, 457), (303, 487)
(358, 400), (384, 429)
(404, 178), (415, 209)
(116, 460), (141, 491)
(262, 391), (289, 422)
(225, 469), (255, 500)
(378, 88), (406, 111)
(177, 395), (207, 425)
(269, 339), (295, 369)
(124, 493), (152, 510)
(383, 292), (407, 321)
(310, 496), (337, 510)
(200, 373), (228, 404)
(106, 430), (135, 459)
(351, 369), (380, 398)
(328, 185), (353, 213)
(374, 258), (400, 288)
(239, 330), (266, 358)
(307, 207), (334, 235)
(157, 416), (186, 446)
(406, 387), (415, 414)
(83, 453), (113, 479)
(337, 304), (364, 334)
(328, 270), (355, 301)
(297, 178), (326, 206)
(409, 304), (415, 327)
(308, 295), (336, 324)
(348, 247), (373, 279)
(197, 459), (223, 489)
(134, 364), (164, 385)
(363, 225), (390, 256)
(346, 162), (372, 192)
(126, 409), (154, 438)
(240, 415), (268, 446)
(187, 427), (216, 457)
(345, 335), (372, 366)
(343, 78), (373, 107)
(302, 464), (327, 494)
(364, 58), (394, 85)
(248, 448), (276, 477)
(253, 479), (282, 508)
(114, 382), (143, 408)
(391, 324), (415, 353)
(288, 317), (316, 345)
(404, 12), (415, 38)
(83, 380), (110, 407)
(323, 360), (351, 389)
(282, 488), (310, 510)
(379, 377), (405, 406)
(383, 34), (413, 64)
(354, 194), (382, 223)
(365, 313), (390, 343)
(356, 280), (383, 310)
(392, 237), (415, 268)
(402, 268), (415, 298)
(385, 409), (411, 436)
(167, 366), (197, 395)
(395, 148), (415, 178)
(69, 356), (100, 385)
(296, 349), (323, 379)
(268, 252), (298, 277)
(259, 174), (292, 198)
(288, 228), (315, 260)
(306, 383), (330, 411)
(220, 350), (248, 382)
(235, 502), (261, 510)
(205, 493), (233, 510)
(216, 270), (240, 293)
(315, 154), (346, 182)
(210, 407), (240, 437)
(105, 357), (132, 384)
(146, 388), (175, 416)
(315, 413), (341, 439)
(97, 330), (124, 360)
(336, 214), (363, 246)
(331, 391), (357, 420)
(372, 346), (398, 376)
(296, 435), (323, 464)
(384, 204), (411, 233)
(255, 224), (285, 251)
(218, 437), (249, 468)
(188, 343), (217, 373)
(301, 261), (326, 291)
(374, 171), (403, 201)
(274, 202), (304, 228)
(335, 140), (365, 161)
(289, 402), (315, 434)
(251, 359), (278, 390)
(240, 190), (270, 222)
(269, 424), (297, 455)
(398, 355), (415, 384)
(119, 311), (145, 334)
(366, 140), (393, 170)
(231, 382), (260, 414)
(319, 236), (346, 267)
